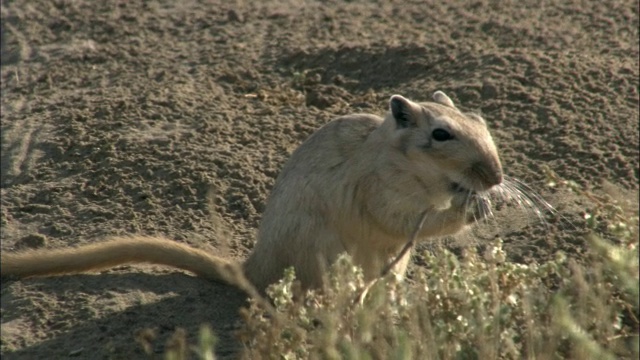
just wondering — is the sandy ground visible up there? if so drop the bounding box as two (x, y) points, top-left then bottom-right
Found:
(1, 0), (638, 358)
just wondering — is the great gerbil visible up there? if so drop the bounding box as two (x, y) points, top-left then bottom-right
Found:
(1, 91), (504, 292)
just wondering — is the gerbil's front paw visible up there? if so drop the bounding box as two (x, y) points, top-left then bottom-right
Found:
(449, 192), (493, 225)
(465, 195), (492, 224)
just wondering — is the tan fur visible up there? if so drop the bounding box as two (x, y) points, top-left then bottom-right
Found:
(1, 91), (503, 292)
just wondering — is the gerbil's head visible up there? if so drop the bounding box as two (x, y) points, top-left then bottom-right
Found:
(384, 91), (503, 195)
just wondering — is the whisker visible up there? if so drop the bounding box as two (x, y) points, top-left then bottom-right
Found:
(487, 175), (576, 231)
(479, 194), (494, 222)
(499, 178), (550, 228)
(464, 191), (477, 223)
(465, 191), (495, 225)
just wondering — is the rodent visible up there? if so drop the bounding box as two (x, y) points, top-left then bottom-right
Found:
(1, 91), (503, 293)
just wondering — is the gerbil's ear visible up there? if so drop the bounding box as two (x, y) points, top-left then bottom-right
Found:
(432, 91), (456, 109)
(390, 95), (419, 128)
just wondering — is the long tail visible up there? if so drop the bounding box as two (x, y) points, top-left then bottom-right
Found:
(0, 236), (244, 286)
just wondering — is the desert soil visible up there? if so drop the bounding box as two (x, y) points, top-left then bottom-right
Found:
(1, 0), (638, 359)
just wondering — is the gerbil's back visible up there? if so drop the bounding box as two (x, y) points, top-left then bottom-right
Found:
(277, 114), (382, 181)
(268, 113), (382, 209)
(260, 113), (382, 232)
(244, 114), (382, 288)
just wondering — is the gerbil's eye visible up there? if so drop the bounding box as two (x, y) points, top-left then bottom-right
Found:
(432, 128), (454, 141)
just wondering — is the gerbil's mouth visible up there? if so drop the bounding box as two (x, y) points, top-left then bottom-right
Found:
(451, 182), (476, 195)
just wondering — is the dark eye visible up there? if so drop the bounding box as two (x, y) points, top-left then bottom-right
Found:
(432, 128), (454, 141)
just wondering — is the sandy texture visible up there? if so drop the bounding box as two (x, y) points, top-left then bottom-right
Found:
(1, 0), (638, 358)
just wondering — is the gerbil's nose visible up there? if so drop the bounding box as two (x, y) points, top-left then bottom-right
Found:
(491, 169), (504, 187)
(473, 161), (503, 190)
